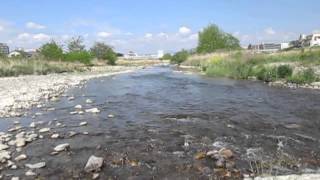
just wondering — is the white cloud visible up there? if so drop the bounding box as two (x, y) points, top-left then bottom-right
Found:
(125, 32), (133, 36)
(26, 22), (46, 29)
(179, 26), (191, 35)
(264, 27), (276, 35)
(97, 31), (112, 38)
(157, 32), (169, 38)
(32, 33), (50, 41)
(144, 33), (153, 38)
(17, 33), (31, 39)
(0, 25), (3, 31)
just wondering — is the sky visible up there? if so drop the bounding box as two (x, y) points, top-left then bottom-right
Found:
(0, 0), (319, 54)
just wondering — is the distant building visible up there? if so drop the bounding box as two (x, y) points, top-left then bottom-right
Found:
(248, 43), (289, 52)
(124, 51), (139, 59)
(299, 33), (320, 47)
(0, 43), (9, 56)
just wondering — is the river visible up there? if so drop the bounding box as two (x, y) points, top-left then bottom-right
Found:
(1, 66), (320, 179)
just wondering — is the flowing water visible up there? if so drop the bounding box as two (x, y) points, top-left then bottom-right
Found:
(2, 66), (320, 179)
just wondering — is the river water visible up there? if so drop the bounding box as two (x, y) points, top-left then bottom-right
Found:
(2, 66), (320, 179)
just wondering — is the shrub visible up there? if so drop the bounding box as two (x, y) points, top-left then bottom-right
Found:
(90, 42), (117, 65)
(197, 24), (240, 53)
(277, 65), (293, 78)
(38, 41), (64, 60)
(68, 36), (85, 52)
(171, 50), (189, 64)
(287, 68), (317, 84)
(63, 51), (92, 65)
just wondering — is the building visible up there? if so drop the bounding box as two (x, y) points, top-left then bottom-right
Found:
(0, 43), (9, 56)
(300, 33), (320, 47)
(248, 43), (289, 52)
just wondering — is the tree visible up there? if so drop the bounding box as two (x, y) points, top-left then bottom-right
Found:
(90, 42), (117, 65)
(68, 36), (85, 52)
(38, 40), (63, 60)
(197, 24), (240, 53)
(170, 50), (189, 64)
(161, 53), (172, 60)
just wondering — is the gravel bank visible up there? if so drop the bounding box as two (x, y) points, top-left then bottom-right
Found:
(0, 66), (140, 118)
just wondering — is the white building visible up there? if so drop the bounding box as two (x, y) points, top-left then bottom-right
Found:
(300, 33), (320, 47)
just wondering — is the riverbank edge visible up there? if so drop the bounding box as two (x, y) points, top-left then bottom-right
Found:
(178, 65), (320, 91)
(0, 65), (144, 118)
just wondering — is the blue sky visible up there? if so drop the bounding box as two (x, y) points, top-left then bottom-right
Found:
(0, 0), (319, 53)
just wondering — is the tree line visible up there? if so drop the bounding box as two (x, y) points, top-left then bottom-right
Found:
(38, 36), (117, 65)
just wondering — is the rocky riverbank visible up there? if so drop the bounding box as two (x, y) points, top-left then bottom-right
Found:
(0, 65), (141, 118)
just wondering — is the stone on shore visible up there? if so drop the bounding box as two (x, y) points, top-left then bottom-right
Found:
(84, 155), (104, 172)
(25, 170), (36, 176)
(0, 143), (9, 151)
(86, 99), (93, 104)
(51, 134), (59, 139)
(0, 150), (11, 163)
(75, 105), (82, 109)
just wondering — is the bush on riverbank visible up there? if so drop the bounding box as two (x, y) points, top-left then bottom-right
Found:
(0, 58), (84, 77)
(170, 50), (189, 64)
(185, 49), (320, 84)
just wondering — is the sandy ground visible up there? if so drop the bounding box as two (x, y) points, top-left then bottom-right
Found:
(0, 65), (141, 118)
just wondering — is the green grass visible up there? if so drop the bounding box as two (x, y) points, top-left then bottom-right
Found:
(184, 48), (320, 84)
(0, 58), (85, 77)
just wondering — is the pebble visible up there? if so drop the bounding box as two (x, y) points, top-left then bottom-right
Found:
(79, 122), (88, 126)
(194, 152), (206, 160)
(75, 105), (82, 109)
(29, 122), (36, 128)
(25, 162), (46, 169)
(69, 131), (77, 137)
(13, 121), (20, 125)
(85, 108), (100, 113)
(25, 170), (36, 176)
(92, 173), (100, 179)
(84, 155), (104, 172)
(39, 128), (50, 133)
(11, 177), (19, 180)
(15, 138), (26, 147)
(78, 111), (84, 115)
(219, 148), (233, 159)
(68, 96), (75, 101)
(83, 132), (89, 135)
(86, 99), (93, 104)
(108, 114), (115, 118)
(54, 143), (70, 152)
(51, 134), (59, 139)
(14, 154), (27, 161)
(0, 143), (9, 150)
(70, 111), (78, 115)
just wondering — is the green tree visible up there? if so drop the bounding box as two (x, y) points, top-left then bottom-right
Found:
(38, 40), (63, 60)
(197, 24), (240, 53)
(90, 42), (117, 65)
(64, 51), (92, 65)
(161, 53), (172, 60)
(171, 50), (189, 64)
(68, 36), (85, 52)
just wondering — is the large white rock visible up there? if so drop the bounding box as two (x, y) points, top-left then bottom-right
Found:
(54, 143), (70, 152)
(84, 155), (104, 172)
(25, 162), (46, 169)
(0, 150), (11, 163)
(15, 138), (26, 147)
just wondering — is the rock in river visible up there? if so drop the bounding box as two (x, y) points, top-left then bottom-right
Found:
(85, 108), (100, 113)
(25, 162), (46, 169)
(0, 143), (9, 151)
(79, 121), (88, 126)
(84, 155), (104, 172)
(54, 143), (70, 152)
